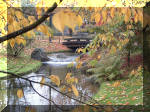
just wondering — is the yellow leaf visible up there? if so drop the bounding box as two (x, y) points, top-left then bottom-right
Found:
(76, 15), (83, 26)
(49, 75), (60, 86)
(77, 48), (83, 53)
(65, 72), (71, 80)
(75, 57), (80, 62)
(72, 85), (79, 97)
(110, 8), (115, 18)
(110, 46), (116, 54)
(21, 18), (29, 27)
(40, 77), (45, 87)
(102, 10), (107, 22)
(15, 11), (24, 20)
(94, 13), (100, 23)
(68, 87), (72, 92)
(76, 61), (82, 69)
(36, 25), (49, 36)
(17, 89), (23, 98)
(52, 10), (66, 33)
(15, 36), (26, 45)
(52, 9), (82, 33)
(10, 39), (15, 48)
(7, 15), (14, 24)
(60, 86), (66, 92)
(113, 81), (121, 87)
(28, 16), (36, 24)
(8, 24), (14, 34)
(97, 55), (101, 60)
(74, 78), (78, 84)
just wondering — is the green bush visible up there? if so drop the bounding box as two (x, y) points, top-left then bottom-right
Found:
(87, 53), (124, 84)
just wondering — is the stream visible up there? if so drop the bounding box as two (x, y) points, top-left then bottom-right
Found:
(0, 52), (98, 111)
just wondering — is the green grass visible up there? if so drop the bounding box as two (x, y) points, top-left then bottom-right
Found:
(0, 57), (7, 77)
(94, 76), (143, 105)
(0, 55), (42, 78)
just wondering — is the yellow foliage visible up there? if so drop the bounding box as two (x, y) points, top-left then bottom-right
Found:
(49, 75), (60, 86)
(65, 72), (71, 80)
(94, 13), (100, 23)
(110, 8), (115, 18)
(36, 7), (43, 16)
(40, 77), (45, 87)
(15, 11), (24, 20)
(72, 85), (79, 97)
(28, 16), (36, 24)
(97, 55), (101, 60)
(68, 87), (72, 92)
(110, 46), (116, 54)
(21, 18), (30, 27)
(9, 39), (15, 48)
(36, 25), (50, 36)
(77, 48), (83, 53)
(60, 85), (66, 92)
(17, 89), (23, 98)
(12, 20), (21, 31)
(113, 81), (121, 87)
(75, 57), (80, 62)
(124, 8), (131, 23)
(52, 10), (65, 33)
(7, 15), (14, 24)
(15, 36), (26, 45)
(76, 61), (82, 69)
(8, 25), (14, 34)
(52, 9), (82, 33)
(102, 9), (107, 22)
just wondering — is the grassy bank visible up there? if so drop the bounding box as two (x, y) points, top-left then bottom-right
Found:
(0, 55), (42, 79)
(94, 76), (143, 105)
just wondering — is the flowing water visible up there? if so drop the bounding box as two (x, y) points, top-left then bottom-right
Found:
(0, 52), (98, 111)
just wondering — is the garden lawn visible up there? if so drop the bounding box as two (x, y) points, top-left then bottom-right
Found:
(0, 55), (42, 78)
(94, 77), (143, 105)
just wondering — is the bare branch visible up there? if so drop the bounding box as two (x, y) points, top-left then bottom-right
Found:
(0, 70), (100, 109)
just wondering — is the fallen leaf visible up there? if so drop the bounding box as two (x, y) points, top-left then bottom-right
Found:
(17, 89), (23, 98)
(72, 85), (79, 97)
(50, 75), (60, 86)
(40, 77), (45, 87)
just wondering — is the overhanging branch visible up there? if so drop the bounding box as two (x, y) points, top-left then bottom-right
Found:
(0, 3), (57, 43)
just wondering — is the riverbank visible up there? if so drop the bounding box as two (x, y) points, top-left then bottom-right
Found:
(0, 37), (71, 79)
(0, 54), (42, 80)
(79, 49), (143, 105)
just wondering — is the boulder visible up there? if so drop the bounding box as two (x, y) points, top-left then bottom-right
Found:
(31, 48), (49, 62)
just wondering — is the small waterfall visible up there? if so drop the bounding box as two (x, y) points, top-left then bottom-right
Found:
(44, 53), (78, 65)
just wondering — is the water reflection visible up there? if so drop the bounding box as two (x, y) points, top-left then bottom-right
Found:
(0, 80), (7, 111)
(1, 52), (98, 110)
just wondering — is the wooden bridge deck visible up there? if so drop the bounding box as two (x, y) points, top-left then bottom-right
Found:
(62, 36), (93, 49)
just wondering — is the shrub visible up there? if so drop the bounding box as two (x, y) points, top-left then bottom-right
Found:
(87, 53), (124, 84)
